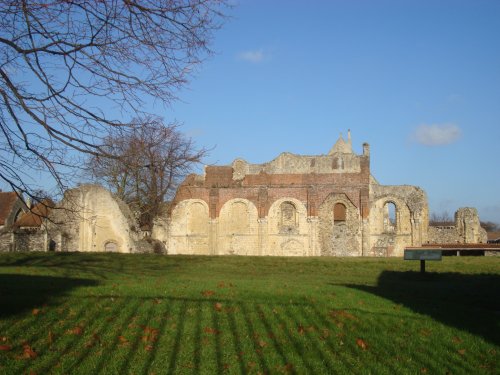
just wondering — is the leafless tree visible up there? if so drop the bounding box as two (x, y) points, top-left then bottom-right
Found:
(480, 221), (499, 232)
(429, 211), (454, 226)
(0, 0), (226, 202)
(86, 115), (208, 228)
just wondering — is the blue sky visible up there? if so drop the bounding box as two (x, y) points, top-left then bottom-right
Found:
(3, 1), (498, 224)
(152, 0), (500, 223)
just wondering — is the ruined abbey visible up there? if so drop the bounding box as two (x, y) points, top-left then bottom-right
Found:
(0, 132), (487, 256)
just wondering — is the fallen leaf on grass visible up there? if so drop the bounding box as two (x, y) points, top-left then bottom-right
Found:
(145, 344), (154, 352)
(118, 336), (129, 344)
(457, 349), (466, 356)
(214, 302), (223, 312)
(203, 327), (220, 335)
(356, 338), (368, 350)
(276, 363), (294, 374)
(320, 329), (330, 340)
(330, 310), (356, 320)
(201, 290), (215, 297)
(67, 326), (84, 335)
(258, 340), (267, 348)
(48, 331), (55, 345)
(420, 329), (432, 337)
(452, 336), (463, 344)
(0, 345), (12, 351)
(297, 325), (305, 335)
(22, 343), (37, 359)
(140, 326), (159, 343)
(32, 308), (41, 316)
(421, 368), (428, 373)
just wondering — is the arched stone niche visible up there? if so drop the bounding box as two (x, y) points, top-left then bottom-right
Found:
(267, 198), (308, 256)
(318, 194), (361, 256)
(218, 198), (258, 255)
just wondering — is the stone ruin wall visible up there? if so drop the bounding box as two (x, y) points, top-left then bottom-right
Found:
(428, 207), (487, 244)
(50, 185), (141, 253)
(0, 136), (490, 256)
(368, 184), (429, 257)
(160, 147), (374, 257)
(12, 229), (48, 252)
(0, 232), (13, 252)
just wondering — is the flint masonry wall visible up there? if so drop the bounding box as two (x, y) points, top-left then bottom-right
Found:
(428, 208), (487, 244)
(368, 184), (429, 257)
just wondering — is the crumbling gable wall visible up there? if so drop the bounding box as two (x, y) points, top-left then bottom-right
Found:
(52, 185), (139, 253)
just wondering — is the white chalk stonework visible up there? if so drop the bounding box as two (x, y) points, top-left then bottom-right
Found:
(1, 132), (486, 255)
(154, 132), (486, 257)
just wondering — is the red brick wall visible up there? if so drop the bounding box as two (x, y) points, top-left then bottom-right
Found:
(170, 155), (371, 219)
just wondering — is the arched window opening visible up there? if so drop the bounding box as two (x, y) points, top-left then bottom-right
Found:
(384, 202), (397, 232)
(334, 203), (347, 225)
(104, 241), (118, 252)
(332, 157), (344, 170)
(280, 201), (298, 233)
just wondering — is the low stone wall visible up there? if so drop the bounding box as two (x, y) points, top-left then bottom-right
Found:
(13, 229), (47, 251)
(0, 231), (13, 252)
(428, 226), (459, 244)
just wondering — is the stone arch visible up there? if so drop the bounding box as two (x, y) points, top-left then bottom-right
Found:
(218, 198), (258, 255)
(383, 201), (397, 232)
(370, 196), (412, 235)
(267, 198), (309, 256)
(369, 196), (413, 257)
(319, 193), (361, 256)
(334, 202), (347, 224)
(280, 201), (298, 229)
(170, 199), (210, 254)
(268, 198), (307, 232)
(103, 240), (120, 252)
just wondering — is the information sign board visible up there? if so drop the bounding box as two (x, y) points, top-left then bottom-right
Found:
(404, 249), (442, 261)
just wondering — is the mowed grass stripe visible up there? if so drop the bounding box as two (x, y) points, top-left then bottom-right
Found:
(0, 253), (498, 374)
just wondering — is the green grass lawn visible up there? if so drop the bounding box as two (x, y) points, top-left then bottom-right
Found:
(0, 253), (498, 374)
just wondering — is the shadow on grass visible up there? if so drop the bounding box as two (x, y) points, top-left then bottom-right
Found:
(0, 274), (99, 317)
(0, 252), (206, 279)
(344, 271), (500, 346)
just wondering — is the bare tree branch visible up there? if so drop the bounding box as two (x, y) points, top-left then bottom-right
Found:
(0, 0), (226, 196)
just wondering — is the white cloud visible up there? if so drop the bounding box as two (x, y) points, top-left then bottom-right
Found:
(413, 123), (462, 146)
(237, 49), (265, 63)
